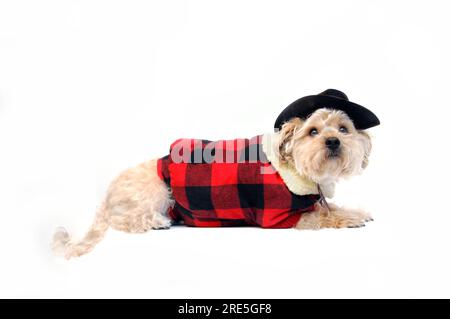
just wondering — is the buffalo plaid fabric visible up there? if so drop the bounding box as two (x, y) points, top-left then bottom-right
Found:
(157, 135), (320, 228)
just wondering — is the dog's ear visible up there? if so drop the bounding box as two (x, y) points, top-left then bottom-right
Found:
(358, 130), (372, 169)
(278, 117), (303, 163)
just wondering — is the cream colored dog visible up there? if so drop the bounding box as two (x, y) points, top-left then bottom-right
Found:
(52, 108), (373, 259)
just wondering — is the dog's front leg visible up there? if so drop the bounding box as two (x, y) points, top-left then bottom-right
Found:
(295, 204), (373, 230)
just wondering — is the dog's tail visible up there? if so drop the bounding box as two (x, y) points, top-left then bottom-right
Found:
(52, 202), (110, 259)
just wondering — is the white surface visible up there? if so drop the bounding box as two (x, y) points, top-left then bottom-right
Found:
(1, 0), (449, 298)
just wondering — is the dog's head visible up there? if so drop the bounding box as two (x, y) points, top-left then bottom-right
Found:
(278, 108), (372, 183)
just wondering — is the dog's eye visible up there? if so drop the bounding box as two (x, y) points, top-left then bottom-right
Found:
(339, 126), (348, 133)
(309, 128), (318, 136)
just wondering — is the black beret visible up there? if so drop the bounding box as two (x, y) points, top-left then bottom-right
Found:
(274, 89), (380, 131)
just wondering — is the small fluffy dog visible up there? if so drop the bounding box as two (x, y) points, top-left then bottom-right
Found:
(53, 90), (378, 259)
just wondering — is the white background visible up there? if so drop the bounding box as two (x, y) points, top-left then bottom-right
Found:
(1, 0), (449, 298)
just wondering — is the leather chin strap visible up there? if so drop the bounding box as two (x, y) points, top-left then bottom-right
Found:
(317, 184), (331, 215)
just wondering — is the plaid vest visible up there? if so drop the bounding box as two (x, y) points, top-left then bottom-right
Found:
(157, 135), (319, 228)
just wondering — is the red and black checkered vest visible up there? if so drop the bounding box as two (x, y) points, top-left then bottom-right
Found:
(157, 135), (319, 228)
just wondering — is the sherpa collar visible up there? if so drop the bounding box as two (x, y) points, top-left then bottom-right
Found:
(261, 133), (335, 198)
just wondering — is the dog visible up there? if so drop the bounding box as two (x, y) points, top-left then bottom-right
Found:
(52, 106), (375, 259)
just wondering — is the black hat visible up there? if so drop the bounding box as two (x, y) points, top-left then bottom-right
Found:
(274, 89), (380, 131)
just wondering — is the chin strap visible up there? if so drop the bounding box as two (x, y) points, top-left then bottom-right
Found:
(317, 184), (331, 216)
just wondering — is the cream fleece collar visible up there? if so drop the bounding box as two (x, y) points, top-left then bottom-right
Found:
(261, 133), (335, 198)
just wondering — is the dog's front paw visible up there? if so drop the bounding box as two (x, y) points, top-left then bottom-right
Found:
(330, 209), (373, 229)
(295, 208), (373, 230)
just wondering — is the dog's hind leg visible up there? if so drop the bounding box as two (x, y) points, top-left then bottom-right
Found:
(52, 159), (173, 259)
(107, 159), (173, 233)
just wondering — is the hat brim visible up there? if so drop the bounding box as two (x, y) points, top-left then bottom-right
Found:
(274, 95), (380, 130)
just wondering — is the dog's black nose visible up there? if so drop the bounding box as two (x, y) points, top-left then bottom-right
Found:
(325, 137), (340, 151)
